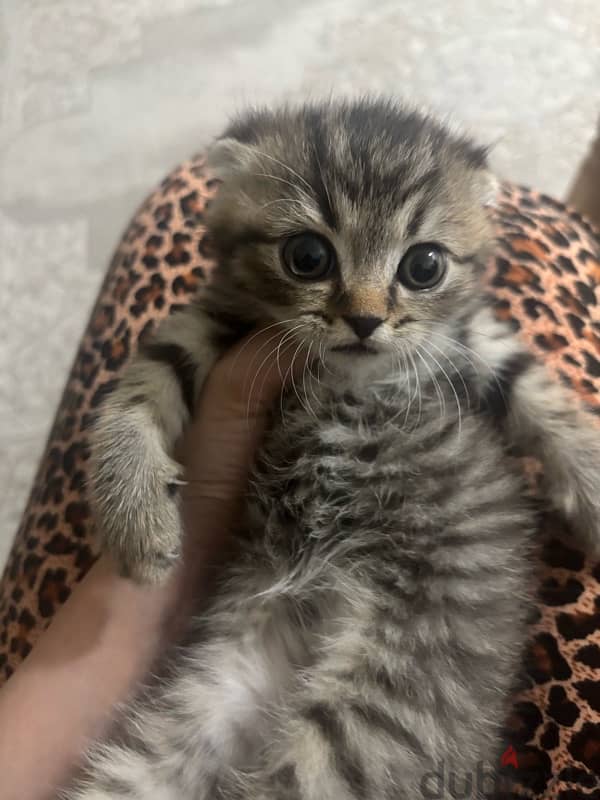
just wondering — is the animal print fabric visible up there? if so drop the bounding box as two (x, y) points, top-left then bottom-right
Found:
(0, 155), (598, 799)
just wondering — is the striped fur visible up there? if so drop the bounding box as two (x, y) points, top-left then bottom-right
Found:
(74, 99), (600, 799)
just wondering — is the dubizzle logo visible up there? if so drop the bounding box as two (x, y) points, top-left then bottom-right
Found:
(419, 745), (523, 799)
(500, 745), (519, 770)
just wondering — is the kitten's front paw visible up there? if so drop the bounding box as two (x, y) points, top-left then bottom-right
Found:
(113, 493), (183, 585)
(102, 478), (183, 584)
(91, 421), (185, 584)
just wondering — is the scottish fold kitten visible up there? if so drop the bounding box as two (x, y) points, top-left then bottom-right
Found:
(68, 99), (600, 800)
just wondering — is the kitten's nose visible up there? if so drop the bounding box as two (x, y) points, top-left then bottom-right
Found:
(342, 315), (384, 340)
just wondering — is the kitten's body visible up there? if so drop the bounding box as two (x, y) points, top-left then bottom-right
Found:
(68, 100), (600, 800)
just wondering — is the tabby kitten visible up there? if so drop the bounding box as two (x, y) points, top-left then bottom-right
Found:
(68, 99), (600, 800)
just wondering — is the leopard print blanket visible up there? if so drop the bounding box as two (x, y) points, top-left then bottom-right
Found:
(1, 157), (598, 799)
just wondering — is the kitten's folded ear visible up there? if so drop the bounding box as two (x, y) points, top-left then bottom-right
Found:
(206, 137), (256, 180)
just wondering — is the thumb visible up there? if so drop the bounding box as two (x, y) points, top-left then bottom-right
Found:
(180, 326), (308, 504)
(209, 326), (309, 414)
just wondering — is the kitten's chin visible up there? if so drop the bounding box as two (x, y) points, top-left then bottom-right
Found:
(324, 348), (397, 386)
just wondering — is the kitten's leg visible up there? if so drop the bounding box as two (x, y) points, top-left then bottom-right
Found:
(64, 593), (311, 800)
(469, 305), (600, 553)
(219, 618), (503, 800)
(90, 303), (223, 582)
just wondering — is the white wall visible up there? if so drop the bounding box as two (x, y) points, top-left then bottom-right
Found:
(0, 0), (598, 566)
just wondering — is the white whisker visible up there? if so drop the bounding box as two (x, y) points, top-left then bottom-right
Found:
(285, 337), (310, 417)
(244, 324), (305, 425)
(384, 344), (412, 431)
(422, 338), (472, 411)
(311, 142), (334, 218)
(250, 148), (315, 195)
(419, 342), (463, 437)
(398, 344), (413, 431)
(414, 344), (446, 424)
(251, 172), (313, 203)
(317, 340), (336, 377)
(305, 343), (323, 418)
(414, 325), (507, 407)
(260, 197), (307, 211)
(228, 318), (297, 380)
(407, 348), (423, 431)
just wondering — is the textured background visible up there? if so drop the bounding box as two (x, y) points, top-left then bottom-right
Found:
(1, 0), (599, 568)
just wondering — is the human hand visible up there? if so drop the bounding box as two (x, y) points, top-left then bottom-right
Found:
(170, 326), (305, 619)
(0, 326), (305, 800)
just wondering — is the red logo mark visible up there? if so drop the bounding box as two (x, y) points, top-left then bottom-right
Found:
(500, 745), (519, 769)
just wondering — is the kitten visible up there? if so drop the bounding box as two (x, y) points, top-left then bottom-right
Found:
(68, 99), (600, 800)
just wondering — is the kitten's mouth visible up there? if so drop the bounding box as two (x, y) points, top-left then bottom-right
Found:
(330, 342), (378, 356)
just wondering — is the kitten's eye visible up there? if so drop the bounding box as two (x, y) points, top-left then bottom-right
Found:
(397, 244), (447, 291)
(281, 233), (335, 281)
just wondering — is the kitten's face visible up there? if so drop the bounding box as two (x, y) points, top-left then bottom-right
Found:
(206, 101), (496, 383)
